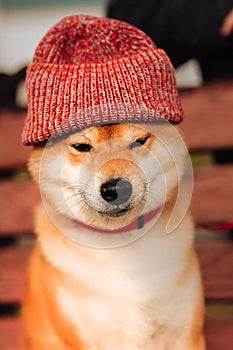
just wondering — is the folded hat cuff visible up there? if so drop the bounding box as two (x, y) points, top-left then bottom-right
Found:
(22, 49), (183, 145)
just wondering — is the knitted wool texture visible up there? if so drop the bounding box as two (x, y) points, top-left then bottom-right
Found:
(22, 15), (184, 145)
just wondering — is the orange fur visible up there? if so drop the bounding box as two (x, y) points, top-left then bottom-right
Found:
(23, 123), (205, 349)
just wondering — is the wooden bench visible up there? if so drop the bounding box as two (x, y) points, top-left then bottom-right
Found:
(0, 81), (233, 349)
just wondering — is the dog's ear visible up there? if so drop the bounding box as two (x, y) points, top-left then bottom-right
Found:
(28, 144), (45, 184)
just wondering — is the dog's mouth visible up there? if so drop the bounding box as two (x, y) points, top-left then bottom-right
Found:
(64, 176), (147, 229)
(98, 207), (129, 217)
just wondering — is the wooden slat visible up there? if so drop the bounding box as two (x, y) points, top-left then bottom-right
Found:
(0, 248), (29, 303)
(205, 319), (233, 350)
(0, 242), (232, 304)
(196, 242), (233, 300)
(0, 180), (40, 235)
(0, 317), (23, 350)
(191, 164), (233, 223)
(0, 110), (30, 170)
(180, 81), (233, 151)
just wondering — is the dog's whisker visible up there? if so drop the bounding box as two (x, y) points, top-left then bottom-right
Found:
(70, 198), (85, 208)
(65, 193), (81, 201)
(63, 184), (89, 192)
(64, 188), (83, 195)
(85, 211), (103, 227)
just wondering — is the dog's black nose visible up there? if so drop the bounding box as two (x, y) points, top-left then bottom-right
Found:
(100, 178), (132, 205)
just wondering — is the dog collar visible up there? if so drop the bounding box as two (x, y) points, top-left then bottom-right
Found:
(73, 207), (162, 234)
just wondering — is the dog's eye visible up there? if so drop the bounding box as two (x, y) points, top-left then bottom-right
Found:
(71, 143), (92, 152)
(129, 137), (149, 149)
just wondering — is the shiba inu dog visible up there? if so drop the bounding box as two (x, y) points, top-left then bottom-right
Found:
(22, 15), (205, 350)
(23, 122), (205, 350)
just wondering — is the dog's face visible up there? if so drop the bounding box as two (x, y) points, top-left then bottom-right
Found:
(29, 122), (187, 234)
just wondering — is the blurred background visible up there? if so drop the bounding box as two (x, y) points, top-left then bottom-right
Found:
(0, 1), (232, 350)
(0, 0), (205, 93)
(0, 0), (105, 73)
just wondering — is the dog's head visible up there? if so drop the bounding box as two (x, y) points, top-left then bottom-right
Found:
(29, 122), (189, 238)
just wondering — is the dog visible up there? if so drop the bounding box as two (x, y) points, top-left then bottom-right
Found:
(22, 121), (205, 349)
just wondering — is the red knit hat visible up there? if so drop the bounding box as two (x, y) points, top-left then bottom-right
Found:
(22, 15), (184, 145)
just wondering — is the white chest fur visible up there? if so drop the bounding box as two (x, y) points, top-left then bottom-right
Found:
(41, 213), (200, 350)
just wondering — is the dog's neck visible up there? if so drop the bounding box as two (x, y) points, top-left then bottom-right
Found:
(35, 199), (194, 280)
